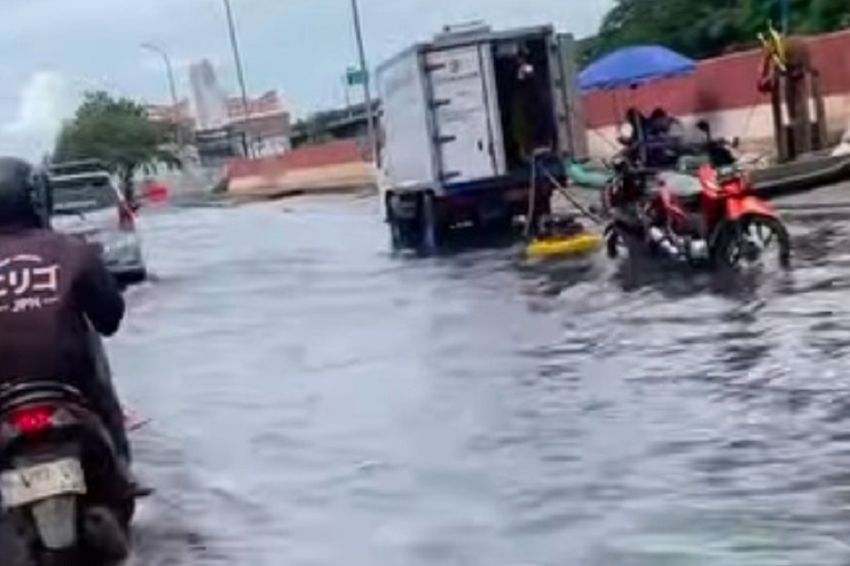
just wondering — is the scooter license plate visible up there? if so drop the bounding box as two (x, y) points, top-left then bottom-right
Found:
(0, 459), (86, 509)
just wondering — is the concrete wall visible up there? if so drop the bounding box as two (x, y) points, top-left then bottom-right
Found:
(583, 28), (850, 157)
(226, 139), (377, 199)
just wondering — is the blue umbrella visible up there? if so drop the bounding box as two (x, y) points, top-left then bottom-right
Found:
(579, 45), (696, 91)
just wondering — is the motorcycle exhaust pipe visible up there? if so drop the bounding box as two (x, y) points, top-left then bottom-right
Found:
(649, 227), (682, 259)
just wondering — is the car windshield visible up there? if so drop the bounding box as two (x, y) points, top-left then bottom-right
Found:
(51, 177), (118, 214)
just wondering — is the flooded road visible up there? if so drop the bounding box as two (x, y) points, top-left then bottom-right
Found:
(116, 196), (850, 565)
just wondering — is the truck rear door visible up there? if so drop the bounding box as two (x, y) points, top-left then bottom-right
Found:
(550, 33), (588, 159)
(426, 45), (502, 184)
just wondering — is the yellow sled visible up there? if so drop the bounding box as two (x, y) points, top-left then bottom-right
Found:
(525, 231), (603, 259)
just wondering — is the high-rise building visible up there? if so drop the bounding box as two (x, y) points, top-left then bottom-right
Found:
(189, 59), (228, 130)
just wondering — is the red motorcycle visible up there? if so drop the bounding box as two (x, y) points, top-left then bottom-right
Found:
(604, 163), (791, 270)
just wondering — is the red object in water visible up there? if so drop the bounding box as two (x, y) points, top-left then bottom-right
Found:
(144, 180), (169, 203)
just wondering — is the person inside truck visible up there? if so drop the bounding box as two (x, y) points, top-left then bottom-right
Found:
(510, 46), (554, 161)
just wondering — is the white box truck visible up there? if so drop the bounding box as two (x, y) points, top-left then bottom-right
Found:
(377, 23), (587, 249)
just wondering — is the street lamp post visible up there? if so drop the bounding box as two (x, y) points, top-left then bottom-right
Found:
(222, 0), (252, 156)
(141, 42), (182, 146)
(350, 0), (377, 162)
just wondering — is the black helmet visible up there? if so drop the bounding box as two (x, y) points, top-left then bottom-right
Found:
(0, 157), (50, 229)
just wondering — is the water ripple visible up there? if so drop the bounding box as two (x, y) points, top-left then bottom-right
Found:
(108, 199), (850, 565)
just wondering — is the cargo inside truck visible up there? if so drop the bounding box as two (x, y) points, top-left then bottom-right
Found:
(492, 37), (558, 171)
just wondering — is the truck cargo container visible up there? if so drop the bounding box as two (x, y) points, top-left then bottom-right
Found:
(377, 23), (587, 249)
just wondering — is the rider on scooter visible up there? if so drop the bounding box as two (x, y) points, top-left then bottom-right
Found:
(0, 157), (137, 490)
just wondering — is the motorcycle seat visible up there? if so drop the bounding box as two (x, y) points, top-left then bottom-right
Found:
(0, 381), (89, 415)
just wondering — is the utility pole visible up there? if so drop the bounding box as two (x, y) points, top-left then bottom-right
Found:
(343, 74), (351, 109)
(141, 42), (183, 147)
(222, 0), (252, 156)
(350, 0), (377, 162)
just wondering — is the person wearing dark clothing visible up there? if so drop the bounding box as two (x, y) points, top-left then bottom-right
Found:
(0, 157), (131, 464)
(618, 107), (686, 168)
(510, 50), (554, 160)
(647, 108), (671, 139)
(618, 107), (648, 164)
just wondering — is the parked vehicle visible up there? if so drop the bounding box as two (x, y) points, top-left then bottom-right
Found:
(377, 23), (588, 250)
(49, 163), (147, 283)
(603, 160), (791, 270)
(0, 379), (136, 565)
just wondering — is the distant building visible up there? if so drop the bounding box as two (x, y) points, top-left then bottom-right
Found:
(193, 126), (247, 167)
(290, 100), (379, 149)
(145, 99), (195, 131)
(145, 59), (291, 165)
(225, 90), (290, 156)
(190, 59), (229, 130)
(225, 90), (284, 122)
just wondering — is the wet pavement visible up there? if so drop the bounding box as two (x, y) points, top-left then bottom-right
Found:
(115, 194), (850, 565)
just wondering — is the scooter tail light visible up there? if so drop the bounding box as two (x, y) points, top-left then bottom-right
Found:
(8, 405), (56, 434)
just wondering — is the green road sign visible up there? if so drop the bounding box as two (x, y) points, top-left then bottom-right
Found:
(346, 67), (367, 86)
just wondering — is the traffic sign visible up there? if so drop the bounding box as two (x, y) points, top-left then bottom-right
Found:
(346, 67), (367, 86)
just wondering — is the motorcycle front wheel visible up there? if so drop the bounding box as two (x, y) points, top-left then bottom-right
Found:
(714, 214), (791, 271)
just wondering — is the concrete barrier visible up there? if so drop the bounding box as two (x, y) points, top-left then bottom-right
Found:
(226, 139), (377, 199)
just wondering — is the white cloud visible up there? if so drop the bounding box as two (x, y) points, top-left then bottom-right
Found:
(4, 71), (74, 139)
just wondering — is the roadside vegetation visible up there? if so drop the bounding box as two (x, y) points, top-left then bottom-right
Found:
(582, 0), (850, 62)
(54, 91), (179, 200)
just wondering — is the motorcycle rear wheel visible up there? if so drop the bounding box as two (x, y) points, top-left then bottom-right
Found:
(715, 214), (791, 270)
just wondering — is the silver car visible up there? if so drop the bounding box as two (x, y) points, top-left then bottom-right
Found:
(50, 172), (147, 282)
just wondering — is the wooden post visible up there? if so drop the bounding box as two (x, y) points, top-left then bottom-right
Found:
(811, 71), (828, 149)
(770, 82), (787, 161)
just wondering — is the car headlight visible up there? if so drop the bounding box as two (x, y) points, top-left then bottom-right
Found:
(102, 234), (138, 258)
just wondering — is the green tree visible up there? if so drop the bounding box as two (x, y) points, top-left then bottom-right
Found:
(54, 91), (179, 201)
(585, 0), (850, 62)
(589, 0), (745, 59)
(803, 0), (850, 31)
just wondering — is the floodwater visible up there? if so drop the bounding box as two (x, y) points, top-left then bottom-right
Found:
(116, 195), (850, 566)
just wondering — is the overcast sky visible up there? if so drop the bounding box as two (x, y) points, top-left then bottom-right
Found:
(0, 0), (612, 158)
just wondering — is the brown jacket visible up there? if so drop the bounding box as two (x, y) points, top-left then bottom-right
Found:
(0, 228), (124, 388)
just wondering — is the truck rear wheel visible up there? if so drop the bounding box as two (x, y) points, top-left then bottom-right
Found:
(388, 191), (442, 252)
(390, 217), (423, 250)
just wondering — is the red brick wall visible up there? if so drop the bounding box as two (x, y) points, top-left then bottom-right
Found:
(583, 28), (850, 128)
